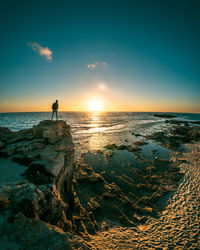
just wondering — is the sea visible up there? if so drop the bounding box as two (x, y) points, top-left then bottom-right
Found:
(0, 112), (200, 157)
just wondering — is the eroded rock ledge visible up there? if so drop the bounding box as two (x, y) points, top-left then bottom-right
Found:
(0, 120), (88, 249)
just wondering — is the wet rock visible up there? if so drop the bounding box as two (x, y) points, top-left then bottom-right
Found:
(105, 143), (143, 153)
(0, 140), (5, 149)
(105, 144), (118, 150)
(101, 221), (109, 231)
(88, 197), (101, 211)
(165, 119), (188, 125)
(118, 144), (128, 150)
(0, 144), (16, 156)
(128, 145), (142, 152)
(75, 165), (104, 183)
(146, 131), (167, 142)
(132, 140), (148, 147)
(154, 114), (177, 118)
(132, 133), (142, 137)
(167, 139), (180, 148)
(72, 145), (183, 233)
(0, 126), (13, 141)
(12, 153), (32, 165)
(147, 124), (200, 150)
(104, 150), (114, 160)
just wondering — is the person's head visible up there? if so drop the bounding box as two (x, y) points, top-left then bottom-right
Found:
(56, 100), (58, 103)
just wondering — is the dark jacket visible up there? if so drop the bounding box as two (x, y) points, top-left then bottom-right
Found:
(52, 102), (58, 110)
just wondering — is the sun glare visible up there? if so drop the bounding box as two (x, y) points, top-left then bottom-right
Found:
(88, 100), (102, 111)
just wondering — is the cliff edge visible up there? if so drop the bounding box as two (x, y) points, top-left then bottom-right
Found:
(0, 120), (87, 249)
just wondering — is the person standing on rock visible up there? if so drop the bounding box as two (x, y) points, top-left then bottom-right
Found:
(51, 100), (58, 120)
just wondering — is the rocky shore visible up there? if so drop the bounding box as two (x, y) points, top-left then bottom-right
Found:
(0, 119), (199, 249)
(0, 120), (89, 249)
(88, 142), (200, 249)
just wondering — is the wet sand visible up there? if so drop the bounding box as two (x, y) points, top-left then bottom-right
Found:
(88, 143), (200, 249)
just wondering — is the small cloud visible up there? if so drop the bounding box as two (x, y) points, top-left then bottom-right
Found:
(99, 83), (107, 91)
(28, 42), (52, 60)
(86, 61), (107, 70)
(87, 63), (97, 70)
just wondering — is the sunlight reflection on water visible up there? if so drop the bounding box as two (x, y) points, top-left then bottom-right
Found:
(0, 111), (199, 157)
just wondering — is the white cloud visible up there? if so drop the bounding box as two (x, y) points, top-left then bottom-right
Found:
(87, 61), (107, 70)
(99, 83), (107, 91)
(87, 63), (97, 70)
(28, 42), (52, 60)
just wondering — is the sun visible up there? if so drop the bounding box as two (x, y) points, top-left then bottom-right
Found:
(88, 100), (102, 111)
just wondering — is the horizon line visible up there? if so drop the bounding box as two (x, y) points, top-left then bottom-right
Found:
(0, 110), (200, 114)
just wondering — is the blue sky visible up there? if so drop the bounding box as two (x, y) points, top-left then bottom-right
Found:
(0, 0), (200, 112)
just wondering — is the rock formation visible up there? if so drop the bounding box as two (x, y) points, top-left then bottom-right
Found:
(0, 120), (88, 249)
(72, 150), (183, 233)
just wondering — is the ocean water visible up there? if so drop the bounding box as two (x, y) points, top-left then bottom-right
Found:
(0, 112), (200, 156)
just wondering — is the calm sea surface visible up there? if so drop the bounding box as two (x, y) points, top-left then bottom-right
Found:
(0, 112), (200, 156)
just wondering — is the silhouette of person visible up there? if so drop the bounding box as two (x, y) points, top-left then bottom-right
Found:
(51, 100), (58, 120)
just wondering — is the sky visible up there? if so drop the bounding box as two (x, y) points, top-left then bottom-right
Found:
(0, 0), (200, 113)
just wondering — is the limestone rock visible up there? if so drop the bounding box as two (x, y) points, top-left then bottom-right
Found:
(33, 120), (71, 144)
(0, 212), (87, 250)
(0, 120), (78, 248)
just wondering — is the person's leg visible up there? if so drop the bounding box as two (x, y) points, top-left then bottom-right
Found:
(51, 110), (54, 120)
(56, 110), (58, 120)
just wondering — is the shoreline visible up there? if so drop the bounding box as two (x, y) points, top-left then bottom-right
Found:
(0, 120), (199, 249)
(88, 142), (200, 249)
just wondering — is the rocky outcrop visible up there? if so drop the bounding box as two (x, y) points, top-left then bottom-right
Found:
(0, 120), (82, 248)
(146, 124), (200, 149)
(153, 114), (177, 118)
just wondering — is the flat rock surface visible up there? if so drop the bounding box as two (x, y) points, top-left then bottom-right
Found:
(0, 158), (28, 186)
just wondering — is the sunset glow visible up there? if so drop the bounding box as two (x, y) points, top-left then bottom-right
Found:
(0, 1), (199, 113)
(88, 100), (102, 111)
